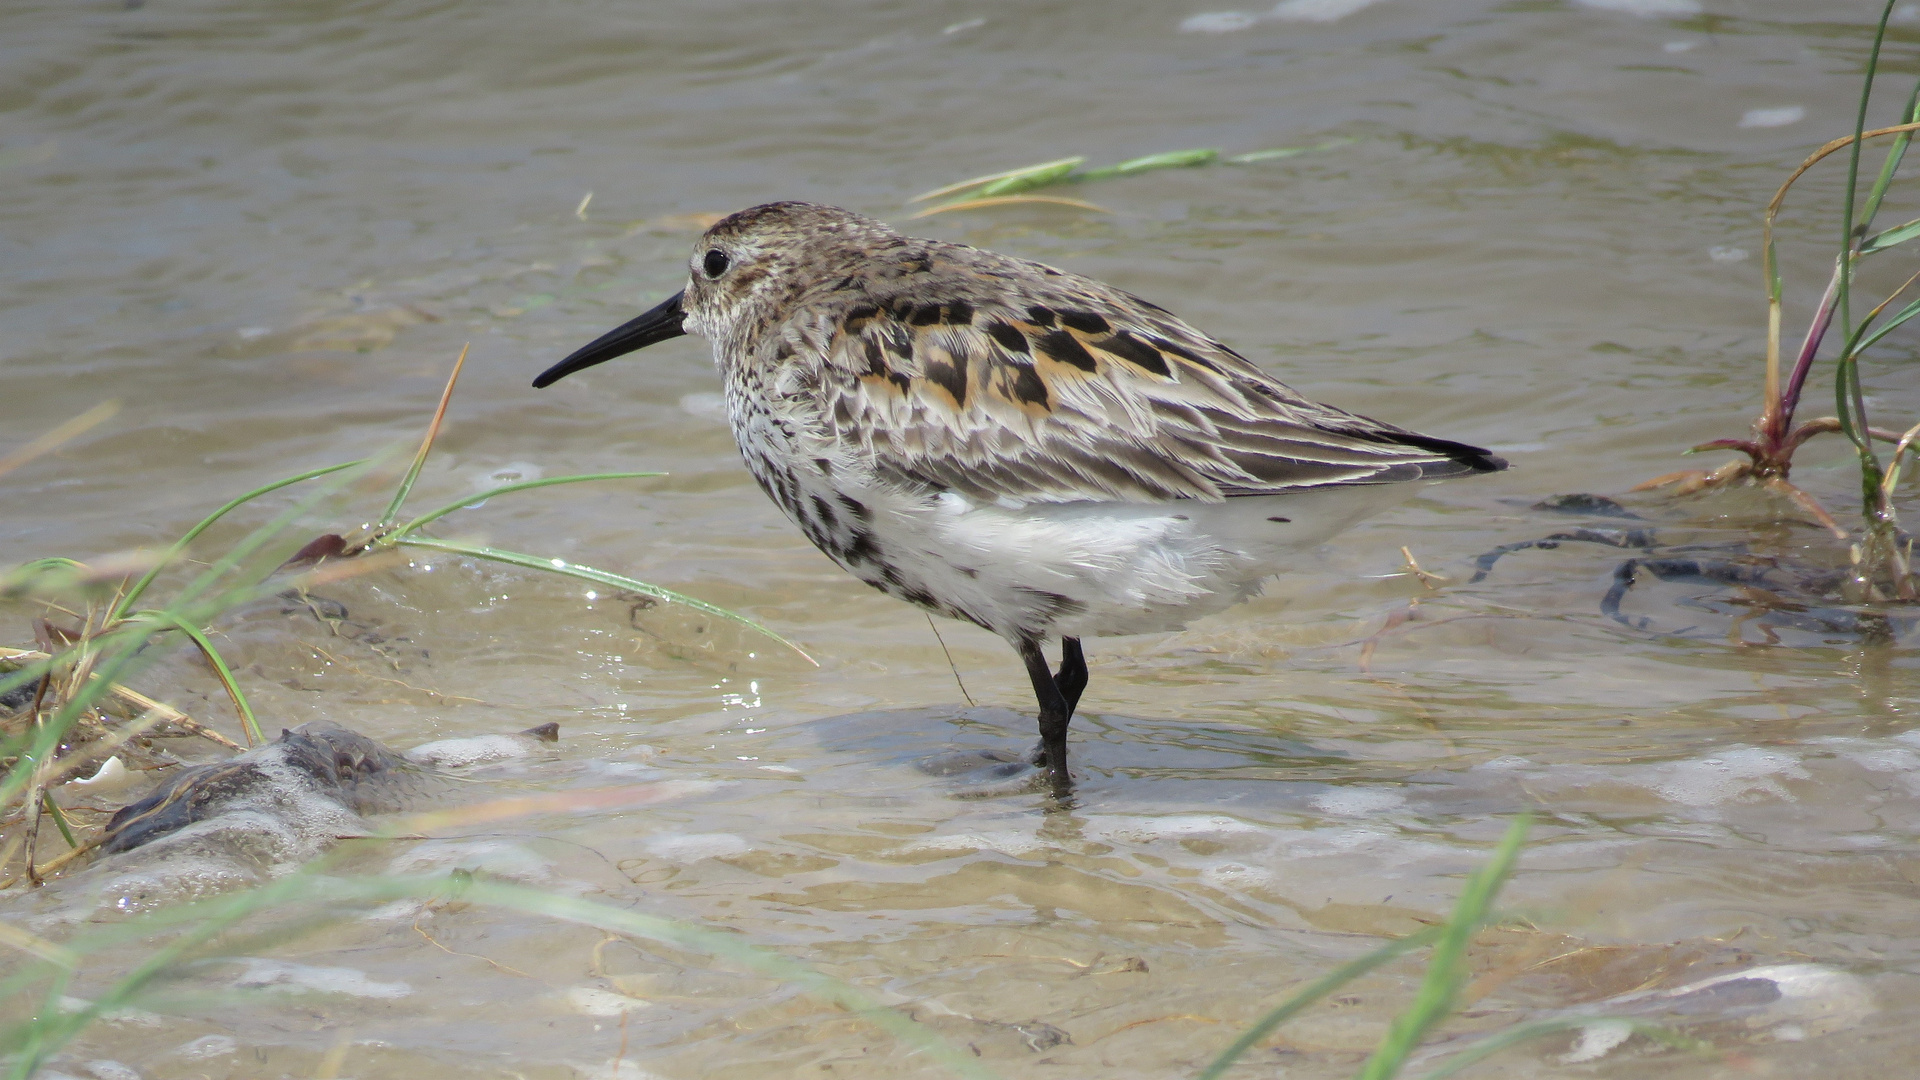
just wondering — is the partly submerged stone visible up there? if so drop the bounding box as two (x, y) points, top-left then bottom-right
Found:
(100, 721), (435, 855)
(31, 720), (557, 918)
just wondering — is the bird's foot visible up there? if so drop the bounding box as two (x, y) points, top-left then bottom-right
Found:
(1026, 741), (1074, 801)
(915, 748), (1047, 798)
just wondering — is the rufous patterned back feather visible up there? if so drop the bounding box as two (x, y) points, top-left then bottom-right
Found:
(687, 202), (1501, 509)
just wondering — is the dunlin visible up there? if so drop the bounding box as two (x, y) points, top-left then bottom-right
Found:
(535, 202), (1504, 795)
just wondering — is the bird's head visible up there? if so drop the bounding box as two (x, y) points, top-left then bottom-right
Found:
(532, 201), (898, 388)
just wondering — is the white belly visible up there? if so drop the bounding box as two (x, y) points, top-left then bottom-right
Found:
(854, 483), (1421, 642)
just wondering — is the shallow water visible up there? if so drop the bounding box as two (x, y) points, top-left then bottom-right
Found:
(6, 0), (1920, 1076)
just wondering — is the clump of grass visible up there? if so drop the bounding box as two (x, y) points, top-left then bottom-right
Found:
(1642, 1), (1920, 602)
(0, 346), (805, 885)
(909, 139), (1353, 218)
(278, 346), (809, 660)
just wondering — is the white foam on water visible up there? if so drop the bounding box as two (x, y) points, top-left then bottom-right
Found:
(170, 1035), (237, 1059)
(232, 958), (411, 999)
(1309, 787), (1407, 817)
(1179, 11), (1260, 32)
(1560, 1020), (1635, 1063)
(566, 986), (652, 1017)
(1271, 0), (1384, 22)
(1287, 824), (1422, 857)
(1836, 738), (1920, 793)
(899, 830), (1049, 856)
(643, 832), (752, 861)
(1089, 814), (1269, 845)
(1201, 861), (1275, 890)
(362, 899), (430, 922)
(474, 461), (542, 486)
(1640, 746), (1808, 807)
(581, 758), (669, 780)
(577, 1060), (669, 1080)
(1740, 106), (1806, 128)
(51, 996), (162, 1028)
(1574, 0), (1702, 14)
(1846, 746), (1920, 773)
(95, 855), (271, 917)
(80, 1061), (141, 1080)
(387, 838), (558, 885)
(1197, 824), (1458, 893)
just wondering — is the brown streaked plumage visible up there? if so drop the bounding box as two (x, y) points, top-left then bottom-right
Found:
(535, 201), (1505, 798)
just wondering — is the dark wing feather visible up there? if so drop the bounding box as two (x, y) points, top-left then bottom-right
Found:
(816, 256), (1502, 506)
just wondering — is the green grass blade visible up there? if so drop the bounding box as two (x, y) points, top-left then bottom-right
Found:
(1839, 0), (1900, 340)
(912, 139), (1349, 213)
(1849, 294), (1920, 355)
(41, 793), (77, 850)
(391, 471), (665, 537)
(1194, 925), (1445, 1080)
(131, 611), (262, 746)
(1860, 214), (1920, 254)
(1077, 148), (1219, 183)
(0, 557), (89, 599)
(1355, 815), (1532, 1080)
(1859, 78), (1920, 232)
(1, 465), (370, 809)
(166, 462), (373, 622)
(1226, 137), (1355, 164)
(108, 459), (366, 624)
(391, 536), (815, 664)
(911, 157), (1085, 202)
(977, 157), (1085, 197)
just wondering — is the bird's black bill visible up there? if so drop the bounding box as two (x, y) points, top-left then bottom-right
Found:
(532, 290), (688, 388)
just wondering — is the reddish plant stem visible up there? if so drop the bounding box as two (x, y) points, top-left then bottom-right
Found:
(1771, 263), (1842, 453)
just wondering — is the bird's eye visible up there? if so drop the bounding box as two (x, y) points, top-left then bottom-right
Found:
(702, 249), (731, 279)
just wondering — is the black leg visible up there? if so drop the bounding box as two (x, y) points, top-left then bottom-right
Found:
(1017, 637), (1073, 796)
(1055, 637), (1087, 719)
